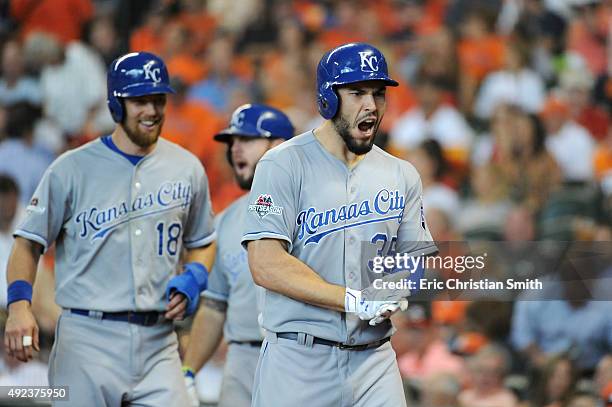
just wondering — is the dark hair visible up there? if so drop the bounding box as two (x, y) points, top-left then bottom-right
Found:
(526, 113), (546, 155)
(0, 173), (19, 195)
(419, 139), (448, 180)
(5, 102), (41, 139)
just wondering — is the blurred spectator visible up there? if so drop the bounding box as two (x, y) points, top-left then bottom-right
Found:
(594, 354), (612, 403)
(560, 69), (610, 142)
(0, 102), (53, 204)
(567, 1), (608, 77)
(10, 0), (93, 44)
(188, 33), (253, 115)
(456, 8), (506, 114)
(24, 32), (113, 139)
(162, 22), (206, 85)
(390, 72), (474, 164)
(83, 15), (121, 67)
(530, 356), (578, 407)
(0, 175), (23, 309)
(474, 41), (546, 120)
(400, 27), (458, 95)
(541, 96), (596, 182)
(511, 299), (612, 373)
(562, 392), (599, 407)
(0, 310), (48, 386)
(394, 303), (465, 382)
(458, 344), (518, 407)
(456, 164), (513, 240)
(419, 373), (461, 407)
(318, 0), (368, 49)
(425, 207), (463, 242)
(207, 0), (262, 35)
(260, 19), (310, 109)
(408, 139), (460, 220)
(0, 39), (42, 106)
(129, 3), (169, 56)
(172, 0), (219, 56)
(492, 109), (562, 211)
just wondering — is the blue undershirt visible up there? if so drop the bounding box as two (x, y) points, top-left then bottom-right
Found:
(101, 135), (144, 165)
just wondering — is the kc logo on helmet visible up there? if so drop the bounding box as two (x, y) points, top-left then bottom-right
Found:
(359, 51), (379, 73)
(143, 61), (161, 83)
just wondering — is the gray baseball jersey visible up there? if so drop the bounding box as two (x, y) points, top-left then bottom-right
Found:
(204, 194), (261, 342)
(15, 136), (216, 311)
(241, 131), (437, 345)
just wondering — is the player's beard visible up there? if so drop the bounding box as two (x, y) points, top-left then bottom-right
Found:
(236, 171), (254, 190)
(333, 115), (377, 155)
(122, 118), (163, 148)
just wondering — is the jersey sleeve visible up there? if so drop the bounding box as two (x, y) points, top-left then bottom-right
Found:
(241, 159), (297, 252)
(14, 163), (71, 252)
(396, 165), (438, 258)
(183, 164), (216, 248)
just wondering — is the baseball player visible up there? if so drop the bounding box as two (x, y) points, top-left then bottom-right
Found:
(182, 104), (295, 407)
(4, 52), (216, 406)
(242, 43), (438, 407)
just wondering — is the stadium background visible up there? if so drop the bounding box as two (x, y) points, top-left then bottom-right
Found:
(0, 0), (611, 406)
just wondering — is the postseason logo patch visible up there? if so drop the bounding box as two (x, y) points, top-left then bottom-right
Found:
(249, 194), (283, 218)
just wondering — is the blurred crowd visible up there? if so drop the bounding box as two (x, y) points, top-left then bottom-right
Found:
(0, 0), (611, 406)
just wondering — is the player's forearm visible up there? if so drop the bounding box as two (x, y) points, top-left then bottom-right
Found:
(6, 237), (43, 311)
(185, 241), (216, 272)
(248, 240), (345, 312)
(183, 302), (226, 372)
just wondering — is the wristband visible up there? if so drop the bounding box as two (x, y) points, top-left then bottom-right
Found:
(7, 280), (33, 306)
(182, 365), (195, 378)
(344, 287), (361, 313)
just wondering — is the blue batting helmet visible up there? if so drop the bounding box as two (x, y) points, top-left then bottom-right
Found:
(107, 52), (175, 123)
(214, 104), (295, 142)
(316, 43), (398, 120)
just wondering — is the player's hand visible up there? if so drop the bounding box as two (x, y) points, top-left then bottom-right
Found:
(183, 367), (199, 407)
(344, 287), (405, 322)
(4, 301), (40, 362)
(165, 292), (188, 320)
(368, 299), (409, 326)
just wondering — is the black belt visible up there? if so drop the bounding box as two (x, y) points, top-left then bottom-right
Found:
(228, 340), (263, 347)
(70, 309), (163, 326)
(277, 333), (390, 351)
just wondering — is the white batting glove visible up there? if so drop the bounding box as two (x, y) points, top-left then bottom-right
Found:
(368, 298), (409, 326)
(345, 287), (404, 322)
(183, 368), (199, 407)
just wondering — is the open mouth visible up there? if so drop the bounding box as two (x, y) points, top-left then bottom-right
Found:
(234, 160), (248, 171)
(357, 117), (377, 136)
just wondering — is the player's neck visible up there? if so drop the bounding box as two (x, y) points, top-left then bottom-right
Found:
(314, 122), (365, 168)
(111, 127), (156, 156)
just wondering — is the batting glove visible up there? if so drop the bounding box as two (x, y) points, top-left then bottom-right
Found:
(183, 366), (199, 407)
(345, 287), (406, 325)
(367, 299), (409, 326)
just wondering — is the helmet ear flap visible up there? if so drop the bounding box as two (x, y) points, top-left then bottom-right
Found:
(317, 87), (338, 120)
(108, 94), (124, 123)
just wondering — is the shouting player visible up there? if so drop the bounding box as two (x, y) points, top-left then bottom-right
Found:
(242, 43), (438, 406)
(182, 104), (294, 407)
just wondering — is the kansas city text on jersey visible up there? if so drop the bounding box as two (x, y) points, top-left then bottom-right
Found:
(297, 189), (405, 244)
(75, 180), (192, 240)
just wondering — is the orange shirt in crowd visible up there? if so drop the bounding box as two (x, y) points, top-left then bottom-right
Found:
(166, 54), (207, 86)
(173, 12), (218, 55)
(130, 23), (164, 56)
(594, 144), (612, 180)
(11, 0), (93, 44)
(458, 36), (505, 81)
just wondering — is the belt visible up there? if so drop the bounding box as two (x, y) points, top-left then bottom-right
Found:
(277, 332), (390, 351)
(228, 340), (263, 348)
(70, 309), (163, 326)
